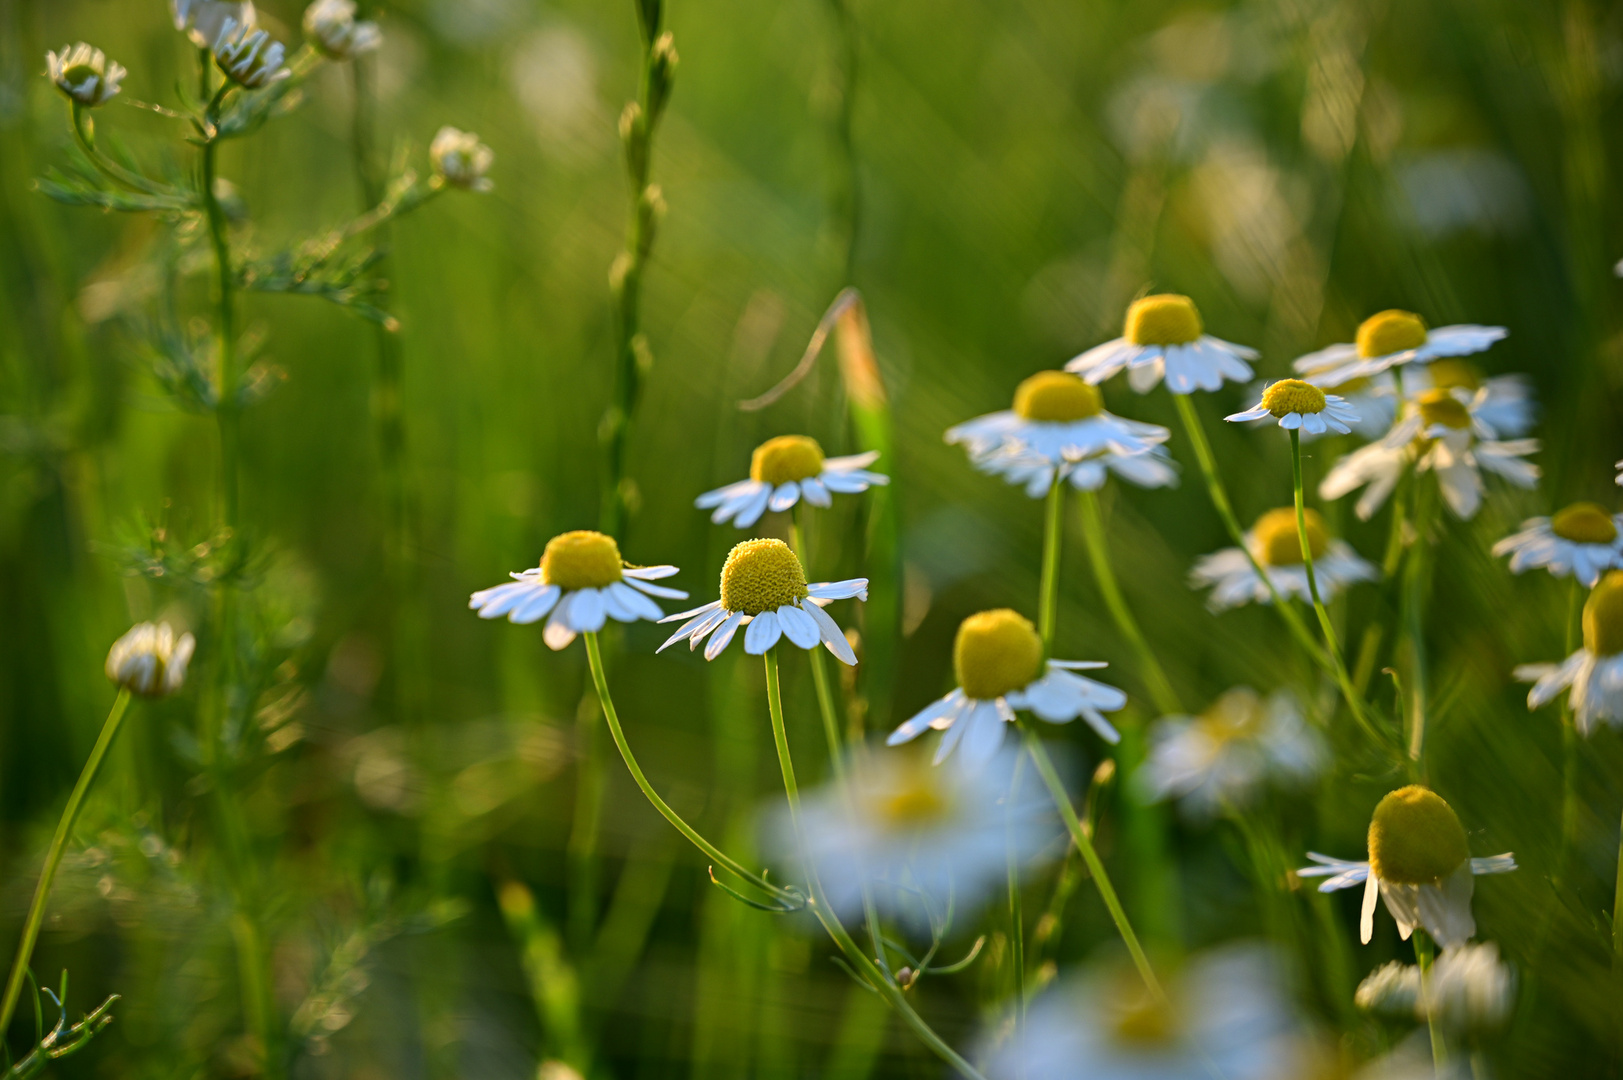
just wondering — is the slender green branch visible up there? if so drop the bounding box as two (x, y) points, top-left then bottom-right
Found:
(1414, 932), (1447, 1069)
(1037, 476), (1064, 650)
(1076, 489), (1182, 715)
(790, 514), (847, 778)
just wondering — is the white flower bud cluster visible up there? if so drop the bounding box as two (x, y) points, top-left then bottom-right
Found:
(304, 0), (382, 61)
(430, 127), (494, 192)
(105, 622), (196, 699)
(212, 18), (290, 89)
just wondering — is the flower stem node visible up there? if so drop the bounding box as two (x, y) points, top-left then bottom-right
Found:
(1367, 786), (1470, 886)
(749, 435), (825, 486)
(1260, 378), (1326, 418)
(1124, 294), (1203, 347)
(1252, 507), (1329, 566)
(1552, 503), (1618, 546)
(720, 539), (809, 616)
(47, 44), (125, 106)
(1584, 571), (1623, 657)
(954, 609), (1044, 701)
(541, 530), (624, 591)
(1357, 309), (1428, 359)
(1012, 371), (1103, 422)
(105, 622), (196, 698)
(1416, 388), (1470, 430)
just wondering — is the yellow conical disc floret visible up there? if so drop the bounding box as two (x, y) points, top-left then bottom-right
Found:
(1261, 378), (1328, 417)
(1195, 687), (1268, 745)
(1551, 503), (1618, 545)
(1356, 310), (1428, 359)
(1367, 785), (1470, 886)
(954, 609), (1044, 701)
(720, 538), (809, 616)
(1252, 507), (1330, 566)
(1584, 571), (1623, 657)
(1013, 371), (1104, 422)
(1424, 359), (1480, 392)
(1416, 389), (1470, 430)
(541, 531), (624, 590)
(871, 759), (953, 830)
(1124, 294), (1203, 347)
(750, 435), (826, 486)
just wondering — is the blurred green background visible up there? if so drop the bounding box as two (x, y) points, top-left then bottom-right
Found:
(2, 0), (1623, 1076)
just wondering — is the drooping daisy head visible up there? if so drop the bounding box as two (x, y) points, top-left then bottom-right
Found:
(303, 0), (381, 60)
(697, 435), (888, 528)
(1226, 378), (1359, 436)
(106, 622), (197, 699)
(1493, 501), (1623, 588)
(1190, 508), (1375, 611)
(46, 44), (126, 107)
(1367, 785), (1470, 889)
(430, 126), (495, 192)
(468, 530), (687, 650)
(1519, 570), (1623, 734)
(1294, 310), (1507, 387)
(212, 19), (290, 88)
(1066, 293), (1257, 395)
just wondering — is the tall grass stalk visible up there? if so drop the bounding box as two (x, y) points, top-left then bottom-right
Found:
(1076, 490), (1181, 715)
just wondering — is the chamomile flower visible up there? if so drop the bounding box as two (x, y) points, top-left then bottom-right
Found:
(1190, 508), (1376, 611)
(1297, 785), (1516, 948)
(656, 539), (865, 663)
(1225, 378), (1360, 435)
(1139, 687), (1325, 819)
(106, 622), (196, 699)
(1493, 502), (1623, 587)
(212, 18), (290, 88)
(1517, 570), (1623, 735)
(46, 44), (126, 107)
(430, 126), (495, 191)
(1066, 293), (1258, 394)
(173, 0), (256, 47)
(887, 609), (1124, 769)
(303, 0), (381, 60)
(695, 436), (888, 528)
(468, 530), (687, 651)
(1404, 358), (1535, 440)
(776, 745), (1058, 921)
(1293, 309), (1506, 387)
(1290, 347), (1401, 440)
(945, 370), (1176, 496)
(1320, 388), (1540, 521)
(1356, 942), (1513, 1034)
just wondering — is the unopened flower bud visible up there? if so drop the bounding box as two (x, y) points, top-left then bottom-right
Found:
(106, 622), (196, 698)
(173, 0), (257, 49)
(46, 43), (126, 107)
(430, 126), (494, 192)
(213, 19), (291, 89)
(303, 0), (381, 60)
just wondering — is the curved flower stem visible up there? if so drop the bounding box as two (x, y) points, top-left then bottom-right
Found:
(789, 514), (847, 780)
(1037, 476), (1064, 650)
(1076, 490), (1182, 715)
(762, 650), (987, 1079)
(1020, 725), (1165, 1004)
(69, 103), (173, 197)
(1402, 480), (1435, 774)
(1414, 932), (1447, 1070)
(0, 691), (131, 1036)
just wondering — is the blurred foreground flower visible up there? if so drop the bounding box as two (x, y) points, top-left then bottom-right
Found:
(1518, 569), (1623, 733)
(1140, 687), (1324, 818)
(173, 0), (256, 47)
(304, 0), (381, 60)
(1356, 941), (1513, 1034)
(213, 19), (290, 88)
(469, 529), (687, 650)
(1225, 378), (1358, 435)
(658, 538), (865, 662)
(46, 44), (125, 107)
(1191, 507), (1375, 611)
(887, 609), (1124, 768)
(696, 435), (887, 528)
(1405, 359), (1534, 440)
(1298, 785), (1515, 948)
(1493, 502), (1623, 587)
(431, 126), (494, 191)
(1067, 293), (1257, 394)
(945, 370), (1176, 496)
(106, 622), (196, 698)
(1294, 309), (1506, 387)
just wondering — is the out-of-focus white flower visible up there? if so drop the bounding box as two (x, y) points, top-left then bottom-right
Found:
(1067, 293), (1257, 395)
(980, 945), (1302, 1080)
(1191, 507), (1376, 611)
(1298, 785), (1515, 949)
(1518, 570), (1623, 735)
(303, 0), (381, 60)
(887, 609), (1125, 769)
(1617, 458), (1622, 487)
(430, 126), (494, 191)
(1402, 358), (1534, 440)
(658, 539), (865, 664)
(1356, 941), (1514, 1034)
(173, 1), (257, 48)
(1225, 378), (1359, 435)
(696, 436), (887, 529)
(945, 370), (1176, 497)
(1294, 309), (1506, 388)
(776, 745), (1057, 922)
(46, 44), (126, 107)
(212, 19), (290, 88)
(469, 530), (687, 651)
(1494, 502), (1623, 588)
(1140, 687), (1324, 818)
(106, 622), (196, 698)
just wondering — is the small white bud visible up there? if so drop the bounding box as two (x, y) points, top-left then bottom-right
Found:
(46, 43), (126, 107)
(173, 0), (257, 49)
(213, 18), (290, 89)
(105, 622), (196, 698)
(303, 0), (382, 61)
(430, 126), (494, 192)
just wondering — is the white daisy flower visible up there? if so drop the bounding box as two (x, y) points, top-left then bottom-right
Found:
(1289, 345), (1402, 440)
(303, 0), (381, 60)
(1191, 507), (1376, 611)
(468, 530), (687, 651)
(657, 539), (865, 664)
(1356, 941), (1514, 1034)
(1493, 502), (1623, 588)
(1224, 378), (1360, 435)
(430, 126), (495, 192)
(1516, 570), (1623, 735)
(980, 944), (1303, 1080)
(1139, 687), (1325, 819)
(212, 18), (290, 89)
(775, 745), (1058, 922)
(106, 622), (197, 699)
(46, 44), (126, 107)
(1066, 293), (1258, 395)
(887, 609), (1124, 770)
(945, 370), (1176, 496)
(1320, 387), (1540, 521)
(1293, 309), (1506, 387)
(1297, 785), (1516, 949)
(695, 435), (888, 529)
(1402, 358), (1535, 440)
(173, 0), (256, 48)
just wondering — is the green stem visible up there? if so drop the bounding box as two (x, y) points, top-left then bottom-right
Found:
(1415, 932), (1447, 1069)
(1558, 579), (1581, 884)
(1403, 480), (1433, 774)
(1006, 753), (1027, 1022)
(791, 514), (847, 779)
(1076, 490), (1182, 715)
(1038, 475), (1064, 650)
(0, 691), (132, 1036)
(201, 138), (238, 534)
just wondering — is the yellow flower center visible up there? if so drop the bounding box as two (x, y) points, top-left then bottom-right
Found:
(750, 435), (826, 486)
(719, 538), (809, 615)
(540, 530), (623, 590)
(1012, 371), (1104, 422)
(1551, 502), (1618, 545)
(1331, 375), (1371, 395)
(1356, 310), (1428, 359)
(1195, 687), (1268, 745)
(954, 609), (1044, 701)
(1425, 359), (1480, 393)
(63, 63), (100, 85)
(1367, 785), (1470, 886)
(1261, 379), (1328, 418)
(1108, 978), (1180, 1048)
(870, 764), (954, 830)
(1252, 507), (1330, 566)
(1584, 571), (1623, 657)
(1416, 389), (1471, 430)
(1124, 294), (1203, 347)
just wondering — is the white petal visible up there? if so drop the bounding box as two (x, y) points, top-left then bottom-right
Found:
(544, 598), (579, 651)
(768, 482), (801, 512)
(889, 691), (964, 745)
(1360, 873), (1379, 944)
(728, 486), (773, 529)
(567, 588), (608, 633)
(506, 584), (563, 624)
(800, 476), (832, 507)
(1224, 404), (1271, 423)
(777, 603), (821, 649)
(704, 612), (746, 660)
(625, 577), (689, 600)
(623, 564), (680, 581)
(958, 701), (1008, 770)
(743, 610), (783, 654)
(807, 578), (869, 601)
(803, 601), (856, 665)
(608, 581), (664, 622)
